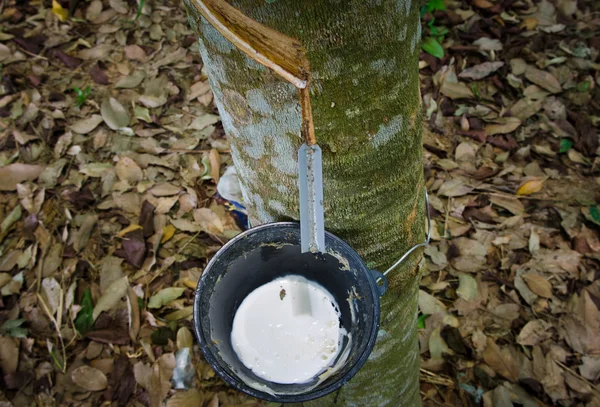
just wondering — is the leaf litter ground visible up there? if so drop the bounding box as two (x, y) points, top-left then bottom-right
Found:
(0, 0), (599, 406)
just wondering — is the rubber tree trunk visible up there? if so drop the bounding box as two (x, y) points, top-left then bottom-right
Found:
(185, 1), (425, 405)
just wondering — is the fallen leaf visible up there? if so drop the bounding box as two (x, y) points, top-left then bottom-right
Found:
(456, 273), (478, 301)
(150, 183), (183, 197)
(101, 98), (130, 130)
(485, 117), (522, 135)
(579, 356), (600, 381)
(440, 81), (474, 100)
(0, 164), (45, 191)
(166, 390), (203, 407)
(0, 336), (19, 374)
(176, 327), (193, 350)
(517, 319), (553, 346)
(418, 290), (447, 315)
(483, 338), (519, 381)
(150, 353), (176, 407)
(123, 45), (148, 62)
(92, 276), (129, 321)
(437, 179), (473, 197)
(71, 365), (108, 391)
(41, 277), (61, 317)
(193, 208), (224, 234)
(52, 0), (68, 21)
(516, 178), (545, 195)
(524, 66), (562, 94)
(134, 362), (152, 390)
(116, 157), (143, 183)
(459, 62), (504, 80)
(71, 115), (104, 134)
(161, 225), (176, 243)
(209, 149), (221, 183)
(148, 287), (186, 309)
(116, 229), (146, 269)
(522, 273), (552, 298)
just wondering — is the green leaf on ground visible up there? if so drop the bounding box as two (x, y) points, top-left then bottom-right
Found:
(423, 36), (444, 59)
(590, 206), (600, 223)
(74, 288), (94, 334)
(417, 313), (430, 329)
(560, 139), (573, 153)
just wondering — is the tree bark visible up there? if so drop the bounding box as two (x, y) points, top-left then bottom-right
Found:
(185, 1), (425, 405)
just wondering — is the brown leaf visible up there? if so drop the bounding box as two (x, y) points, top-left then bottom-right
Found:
(52, 49), (82, 69)
(440, 81), (475, 100)
(139, 200), (155, 238)
(116, 229), (147, 269)
(115, 157), (143, 183)
(522, 273), (553, 298)
(123, 44), (148, 62)
(485, 117), (522, 136)
(482, 338), (519, 382)
(166, 390), (204, 407)
(90, 63), (110, 85)
(71, 365), (108, 391)
(459, 62), (504, 80)
(524, 66), (562, 94)
(209, 149), (221, 183)
(0, 164), (45, 191)
(0, 336), (19, 374)
(473, 0), (493, 8)
(150, 353), (176, 407)
(517, 319), (553, 346)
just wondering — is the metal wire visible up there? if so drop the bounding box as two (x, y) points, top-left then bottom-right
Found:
(381, 190), (432, 277)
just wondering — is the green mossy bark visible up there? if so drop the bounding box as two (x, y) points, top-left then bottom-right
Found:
(185, 1), (425, 405)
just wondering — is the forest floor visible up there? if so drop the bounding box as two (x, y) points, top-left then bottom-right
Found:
(0, 0), (599, 406)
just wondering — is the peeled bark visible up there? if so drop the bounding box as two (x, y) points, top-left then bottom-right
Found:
(185, 1), (425, 405)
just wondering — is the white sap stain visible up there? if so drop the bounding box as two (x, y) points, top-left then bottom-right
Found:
(371, 114), (403, 148)
(406, 0), (412, 16)
(246, 89), (273, 115)
(370, 58), (396, 75)
(275, 184), (289, 194)
(267, 200), (286, 213)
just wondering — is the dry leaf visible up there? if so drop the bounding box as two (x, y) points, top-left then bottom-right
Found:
(92, 276), (129, 321)
(71, 115), (104, 134)
(517, 319), (553, 346)
(52, 0), (68, 21)
(161, 225), (176, 243)
(482, 338), (519, 381)
(459, 62), (505, 80)
(209, 149), (221, 183)
(485, 117), (522, 135)
(516, 178), (545, 196)
(193, 208), (224, 234)
(71, 366), (108, 391)
(522, 273), (552, 298)
(437, 179), (473, 197)
(0, 336), (19, 374)
(166, 390), (204, 407)
(116, 157), (143, 183)
(0, 164), (45, 191)
(101, 98), (130, 130)
(524, 66), (562, 94)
